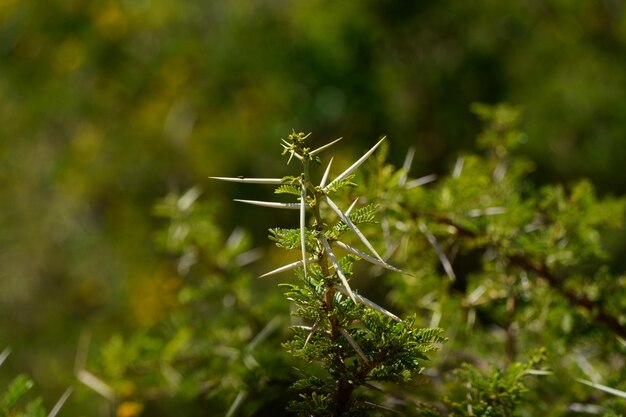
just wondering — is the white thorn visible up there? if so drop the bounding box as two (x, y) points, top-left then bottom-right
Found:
(287, 150), (303, 164)
(452, 156), (465, 179)
(576, 378), (626, 399)
(0, 347), (11, 367)
(303, 320), (320, 349)
(325, 195), (385, 263)
(334, 285), (403, 322)
(300, 183), (308, 277)
(319, 157), (334, 188)
(467, 207), (507, 218)
(234, 248), (263, 267)
(47, 388), (73, 417)
(310, 137), (343, 156)
(76, 369), (115, 400)
(177, 186), (202, 211)
(333, 241), (407, 275)
(345, 197), (359, 216)
(419, 223), (456, 282)
(405, 174), (438, 189)
(339, 327), (368, 363)
(210, 176), (283, 184)
(320, 237), (355, 303)
(258, 257), (318, 278)
(325, 136), (386, 190)
(399, 147), (416, 186)
(234, 199), (303, 209)
(226, 390), (248, 417)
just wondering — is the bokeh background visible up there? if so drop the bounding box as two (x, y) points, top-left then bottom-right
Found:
(1, 0), (626, 413)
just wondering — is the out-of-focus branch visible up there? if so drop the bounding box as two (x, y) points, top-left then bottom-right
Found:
(410, 210), (626, 339)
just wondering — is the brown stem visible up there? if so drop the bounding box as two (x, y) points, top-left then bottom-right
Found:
(335, 356), (387, 415)
(310, 186), (355, 414)
(335, 377), (356, 415)
(508, 255), (626, 339)
(410, 211), (626, 339)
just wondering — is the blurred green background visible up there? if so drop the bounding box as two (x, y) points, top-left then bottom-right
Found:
(1, 0), (626, 413)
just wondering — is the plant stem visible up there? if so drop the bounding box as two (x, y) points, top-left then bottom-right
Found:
(409, 209), (626, 339)
(309, 177), (358, 414)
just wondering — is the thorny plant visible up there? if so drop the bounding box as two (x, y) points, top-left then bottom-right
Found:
(213, 132), (445, 416)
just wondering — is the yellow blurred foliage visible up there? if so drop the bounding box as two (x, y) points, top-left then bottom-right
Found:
(130, 271), (182, 327)
(72, 122), (103, 160)
(54, 37), (86, 74)
(116, 401), (144, 417)
(0, 0), (17, 22)
(119, 380), (137, 398)
(160, 58), (192, 93)
(14, 32), (45, 60)
(73, 276), (111, 309)
(92, 1), (128, 40)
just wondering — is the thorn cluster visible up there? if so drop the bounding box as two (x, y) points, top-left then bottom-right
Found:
(211, 133), (406, 315)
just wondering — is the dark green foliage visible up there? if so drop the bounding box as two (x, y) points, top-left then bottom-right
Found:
(357, 104), (626, 416)
(445, 350), (546, 417)
(89, 120), (621, 415)
(76, 189), (299, 415)
(50, 115), (621, 416)
(5, 4), (626, 413)
(227, 132), (448, 416)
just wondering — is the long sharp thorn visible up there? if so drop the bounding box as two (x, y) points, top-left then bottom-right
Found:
(234, 199), (303, 209)
(334, 241), (407, 275)
(405, 174), (438, 189)
(419, 223), (456, 282)
(326, 136), (386, 189)
(339, 328), (368, 363)
(225, 391), (248, 417)
(467, 207), (506, 218)
(399, 147), (416, 186)
(247, 316), (282, 351)
(288, 150), (303, 163)
(300, 183), (307, 278)
(210, 176), (284, 184)
(258, 257), (317, 278)
(345, 197), (359, 215)
(363, 382), (385, 393)
(303, 320), (320, 349)
(0, 347), (10, 367)
(310, 137), (343, 156)
(320, 237), (355, 303)
(334, 285), (402, 322)
(76, 369), (115, 400)
(576, 378), (626, 399)
(48, 388), (73, 417)
(382, 217), (392, 251)
(452, 156), (464, 179)
(363, 401), (401, 414)
(319, 157), (334, 188)
(325, 196), (385, 263)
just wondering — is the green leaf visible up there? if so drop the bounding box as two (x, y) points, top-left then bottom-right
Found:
(323, 175), (356, 195)
(1, 375), (34, 415)
(274, 184), (302, 196)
